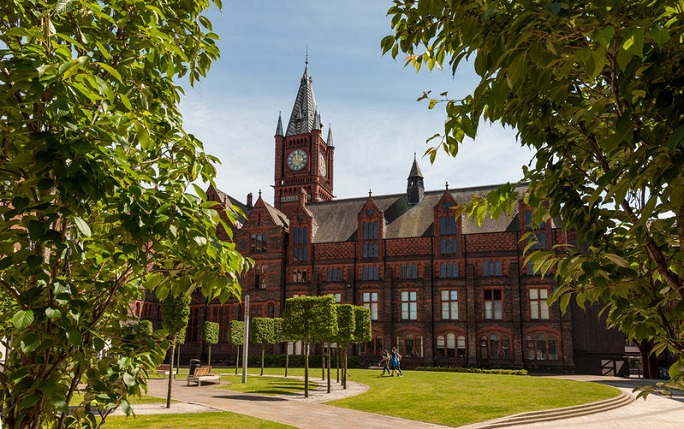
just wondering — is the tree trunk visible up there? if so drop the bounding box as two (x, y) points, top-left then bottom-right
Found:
(285, 342), (290, 377)
(327, 344), (332, 393)
(336, 347), (340, 383)
(261, 344), (265, 376)
(166, 340), (176, 408)
(322, 344), (326, 380)
(304, 340), (310, 398)
(235, 345), (240, 375)
(343, 346), (348, 390)
(208, 345), (212, 367)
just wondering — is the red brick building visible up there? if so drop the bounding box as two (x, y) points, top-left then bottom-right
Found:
(143, 63), (627, 374)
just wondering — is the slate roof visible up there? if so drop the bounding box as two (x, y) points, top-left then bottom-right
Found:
(285, 62), (320, 136)
(307, 184), (528, 244)
(212, 187), (250, 226)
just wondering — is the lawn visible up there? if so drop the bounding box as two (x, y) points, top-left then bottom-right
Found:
(103, 367), (620, 428)
(216, 373), (319, 396)
(104, 412), (297, 429)
(226, 367), (620, 427)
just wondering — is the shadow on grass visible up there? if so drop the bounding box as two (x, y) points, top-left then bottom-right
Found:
(213, 394), (288, 402)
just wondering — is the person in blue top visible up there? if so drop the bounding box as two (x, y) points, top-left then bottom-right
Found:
(390, 347), (403, 377)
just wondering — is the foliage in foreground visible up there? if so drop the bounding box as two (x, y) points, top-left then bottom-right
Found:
(384, 0), (684, 392)
(0, 1), (249, 427)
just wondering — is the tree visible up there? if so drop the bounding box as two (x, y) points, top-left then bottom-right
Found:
(251, 317), (275, 376)
(161, 295), (191, 409)
(335, 305), (355, 390)
(175, 327), (187, 376)
(0, 1), (249, 427)
(283, 296), (337, 398)
(203, 321), (219, 367)
(228, 320), (245, 375)
(384, 0), (684, 392)
(353, 306), (372, 352)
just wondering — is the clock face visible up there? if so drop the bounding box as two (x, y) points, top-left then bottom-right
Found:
(287, 149), (308, 171)
(319, 153), (326, 176)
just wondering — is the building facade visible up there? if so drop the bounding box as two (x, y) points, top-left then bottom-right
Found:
(140, 63), (626, 374)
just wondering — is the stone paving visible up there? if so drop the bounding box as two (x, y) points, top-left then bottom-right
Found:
(122, 373), (684, 428)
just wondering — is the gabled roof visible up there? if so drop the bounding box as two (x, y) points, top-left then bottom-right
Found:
(261, 199), (289, 229)
(210, 186), (250, 226)
(307, 184), (527, 243)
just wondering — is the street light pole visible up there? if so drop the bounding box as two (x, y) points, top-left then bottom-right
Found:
(241, 294), (250, 383)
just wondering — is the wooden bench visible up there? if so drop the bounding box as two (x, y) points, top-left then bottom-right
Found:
(187, 366), (221, 386)
(156, 364), (172, 376)
(368, 365), (384, 370)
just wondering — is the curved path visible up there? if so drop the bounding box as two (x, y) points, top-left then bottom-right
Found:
(135, 374), (684, 429)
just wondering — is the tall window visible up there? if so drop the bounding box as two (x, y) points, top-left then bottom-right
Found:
(439, 215), (458, 256)
(484, 289), (503, 320)
(250, 233), (268, 253)
(254, 264), (267, 289)
(361, 335), (383, 357)
(457, 335), (466, 358)
(363, 292), (378, 320)
(399, 263), (418, 279)
(525, 333), (559, 361)
(480, 333), (511, 360)
(362, 221), (379, 258)
(530, 288), (550, 320)
(362, 265), (379, 280)
(396, 333), (423, 357)
(292, 226), (308, 262)
(326, 267), (342, 282)
(401, 291), (417, 320)
(440, 261), (458, 278)
(441, 290), (458, 320)
(437, 333), (465, 358)
(482, 260), (502, 277)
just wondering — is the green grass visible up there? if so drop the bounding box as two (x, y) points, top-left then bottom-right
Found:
(217, 374), (319, 396)
(103, 412), (297, 429)
(237, 367), (620, 427)
(329, 369), (620, 427)
(104, 366), (620, 428)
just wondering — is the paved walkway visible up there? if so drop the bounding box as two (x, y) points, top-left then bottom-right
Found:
(135, 374), (684, 428)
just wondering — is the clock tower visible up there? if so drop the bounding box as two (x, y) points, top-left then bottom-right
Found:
(274, 62), (335, 217)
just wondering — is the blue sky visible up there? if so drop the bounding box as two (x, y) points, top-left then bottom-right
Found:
(180, 1), (533, 203)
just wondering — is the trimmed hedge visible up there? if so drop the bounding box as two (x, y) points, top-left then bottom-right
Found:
(414, 366), (528, 376)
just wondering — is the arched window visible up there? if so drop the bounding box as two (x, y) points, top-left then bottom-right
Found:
(457, 335), (466, 358)
(396, 332), (423, 358)
(437, 335), (446, 357)
(446, 333), (456, 358)
(480, 333), (512, 361)
(525, 332), (560, 361)
(480, 336), (488, 360)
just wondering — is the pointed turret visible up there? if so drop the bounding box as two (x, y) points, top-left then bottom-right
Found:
(275, 111), (284, 136)
(286, 61), (319, 136)
(327, 124), (334, 147)
(407, 153), (425, 204)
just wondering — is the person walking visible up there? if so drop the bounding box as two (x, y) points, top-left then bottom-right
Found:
(379, 350), (391, 376)
(390, 347), (403, 377)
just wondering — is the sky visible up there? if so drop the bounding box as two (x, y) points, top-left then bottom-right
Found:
(180, 1), (534, 204)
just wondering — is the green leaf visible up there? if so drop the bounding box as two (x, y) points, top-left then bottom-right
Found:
(73, 217), (92, 237)
(12, 310), (35, 330)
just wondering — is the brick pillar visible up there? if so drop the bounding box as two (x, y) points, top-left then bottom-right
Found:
(509, 261), (525, 368)
(466, 263), (478, 366)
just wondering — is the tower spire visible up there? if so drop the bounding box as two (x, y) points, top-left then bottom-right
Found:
(286, 60), (319, 136)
